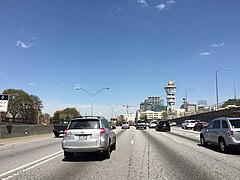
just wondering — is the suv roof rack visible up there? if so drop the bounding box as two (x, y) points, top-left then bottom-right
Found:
(78, 116), (104, 119)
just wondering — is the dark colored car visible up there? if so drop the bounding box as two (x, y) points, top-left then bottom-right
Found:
(194, 121), (208, 131)
(136, 120), (147, 130)
(156, 120), (171, 132)
(53, 120), (70, 137)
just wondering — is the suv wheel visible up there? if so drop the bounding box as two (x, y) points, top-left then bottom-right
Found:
(111, 139), (116, 151)
(200, 135), (207, 147)
(64, 151), (74, 159)
(54, 133), (59, 138)
(103, 144), (111, 159)
(219, 138), (228, 153)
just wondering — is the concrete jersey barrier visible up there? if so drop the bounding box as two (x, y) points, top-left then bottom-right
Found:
(0, 125), (53, 139)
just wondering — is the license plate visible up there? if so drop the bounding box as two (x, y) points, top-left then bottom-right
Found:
(79, 135), (88, 140)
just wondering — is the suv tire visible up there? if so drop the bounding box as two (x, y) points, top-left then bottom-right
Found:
(111, 139), (116, 151)
(200, 135), (207, 147)
(64, 151), (74, 159)
(103, 144), (111, 159)
(219, 138), (228, 153)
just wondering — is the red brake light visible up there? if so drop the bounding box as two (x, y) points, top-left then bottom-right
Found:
(64, 129), (69, 137)
(100, 128), (105, 136)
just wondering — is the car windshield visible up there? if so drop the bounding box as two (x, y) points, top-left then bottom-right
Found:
(229, 120), (240, 128)
(122, 122), (128, 124)
(68, 119), (100, 129)
(137, 120), (145, 123)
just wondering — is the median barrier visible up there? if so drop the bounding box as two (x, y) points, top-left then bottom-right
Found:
(0, 125), (52, 139)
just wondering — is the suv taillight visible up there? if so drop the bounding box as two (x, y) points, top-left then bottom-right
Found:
(64, 129), (70, 137)
(100, 128), (105, 136)
(227, 131), (234, 137)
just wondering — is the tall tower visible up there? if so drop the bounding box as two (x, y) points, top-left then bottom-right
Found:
(164, 81), (177, 119)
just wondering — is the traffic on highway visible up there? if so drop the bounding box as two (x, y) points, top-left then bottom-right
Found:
(1, 124), (240, 180)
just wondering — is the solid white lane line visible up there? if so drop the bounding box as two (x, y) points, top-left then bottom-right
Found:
(3, 153), (63, 180)
(0, 150), (63, 178)
(172, 139), (182, 144)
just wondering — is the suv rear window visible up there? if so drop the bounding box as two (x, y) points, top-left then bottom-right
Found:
(229, 120), (240, 128)
(69, 119), (100, 129)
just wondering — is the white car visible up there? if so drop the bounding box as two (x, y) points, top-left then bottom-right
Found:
(182, 120), (197, 129)
(149, 120), (157, 128)
(121, 121), (130, 129)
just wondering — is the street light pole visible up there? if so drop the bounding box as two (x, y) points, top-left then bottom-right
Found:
(185, 88), (194, 104)
(184, 88), (194, 113)
(215, 68), (228, 110)
(76, 87), (110, 116)
(103, 103), (121, 118)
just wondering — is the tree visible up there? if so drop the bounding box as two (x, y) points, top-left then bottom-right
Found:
(51, 108), (80, 124)
(2, 89), (44, 124)
(60, 107), (80, 120)
(222, 99), (240, 108)
(3, 89), (34, 123)
(43, 113), (51, 120)
(162, 110), (168, 120)
(51, 111), (61, 124)
(140, 114), (147, 122)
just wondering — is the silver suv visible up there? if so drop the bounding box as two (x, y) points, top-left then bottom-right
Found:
(62, 116), (116, 159)
(200, 117), (240, 153)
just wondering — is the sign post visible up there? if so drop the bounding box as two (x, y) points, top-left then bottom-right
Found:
(0, 95), (9, 124)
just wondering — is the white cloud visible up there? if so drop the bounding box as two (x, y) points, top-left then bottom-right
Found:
(210, 42), (225, 47)
(166, 0), (176, 5)
(16, 40), (33, 49)
(156, 3), (166, 11)
(29, 82), (36, 86)
(138, 0), (148, 7)
(199, 51), (212, 56)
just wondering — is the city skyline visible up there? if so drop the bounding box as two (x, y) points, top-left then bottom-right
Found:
(0, 0), (239, 117)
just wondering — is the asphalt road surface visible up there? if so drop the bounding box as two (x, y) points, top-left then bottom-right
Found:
(0, 127), (240, 180)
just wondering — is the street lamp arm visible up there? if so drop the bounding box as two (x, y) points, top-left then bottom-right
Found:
(78, 88), (93, 97)
(92, 87), (110, 97)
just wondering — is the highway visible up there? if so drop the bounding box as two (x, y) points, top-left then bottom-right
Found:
(0, 127), (240, 180)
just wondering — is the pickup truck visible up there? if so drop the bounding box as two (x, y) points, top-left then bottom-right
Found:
(52, 120), (69, 137)
(136, 120), (147, 130)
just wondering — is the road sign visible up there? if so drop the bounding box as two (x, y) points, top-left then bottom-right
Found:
(0, 94), (9, 112)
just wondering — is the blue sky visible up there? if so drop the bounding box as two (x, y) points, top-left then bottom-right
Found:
(0, 0), (240, 117)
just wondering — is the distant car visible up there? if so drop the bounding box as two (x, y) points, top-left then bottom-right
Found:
(149, 120), (157, 128)
(156, 120), (171, 132)
(136, 120), (147, 130)
(200, 117), (240, 153)
(169, 121), (177, 126)
(194, 121), (208, 131)
(121, 121), (130, 129)
(53, 120), (70, 137)
(62, 116), (116, 160)
(182, 120), (197, 129)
